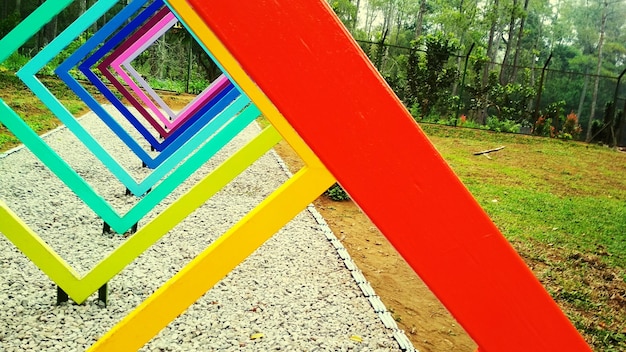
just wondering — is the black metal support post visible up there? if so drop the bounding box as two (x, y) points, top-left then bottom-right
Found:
(455, 43), (475, 124)
(56, 286), (69, 305)
(533, 53), (553, 123)
(610, 68), (626, 145)
(98, 283), (108, 307)
(103, 222), (138, 236)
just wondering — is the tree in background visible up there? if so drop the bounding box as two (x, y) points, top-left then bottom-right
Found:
(406, 33), (458, 118)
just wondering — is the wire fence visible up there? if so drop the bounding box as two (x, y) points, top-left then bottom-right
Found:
(355, 39), (626, 146)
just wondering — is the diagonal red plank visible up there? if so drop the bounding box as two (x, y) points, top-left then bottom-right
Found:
(186, 1), (592, 351)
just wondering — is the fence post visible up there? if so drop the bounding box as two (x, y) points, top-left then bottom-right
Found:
(533, 53), (552, 124)
(620, 97), (626, 146)
(455, 43), (475, 125)
(610, 67), (626, 145)
(590, 68), (625, 145)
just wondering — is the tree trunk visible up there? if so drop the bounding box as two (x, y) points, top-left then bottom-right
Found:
(375, 1), (394, 71)
(479, 0), (500, 124)
(500, 0), (519, 85)
(352, 0), (361, 31)
(89, 0), (98, 33)
(44, 15), (58, 47)
(78, 0), (87, 17)
(510, 0), (529, 83)
(35, 0), (44, 50)
(364, 3), (375, 38)
(15, 0), (21, 16)
(452, 0), (468, 96)
(586, 0), (608, 142)
(452, 55), (462, 96)
(394, 6), (402, 44)
(415, 0), (426, 39)
(482, 0), (499, 88)
(375, 27), (389, 71)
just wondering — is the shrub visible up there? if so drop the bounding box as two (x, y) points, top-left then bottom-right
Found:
(325, 183), (350, 201)
(409, 102), (421, 120)
(0, 52), (29, 72)
(486, 116), (521, 133)
(558, 111), (582, 140)
(532, 115), (552, 137)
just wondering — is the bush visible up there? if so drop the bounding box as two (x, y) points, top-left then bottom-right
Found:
(405, 33), (459, 118)
(409, 102), (421, 120)
(532, 115), (553, 137)
(0, 52), (29, 72)
(485, 116), (521, 133)
(325, 183), (350, 201)
(557, 111), (582, 140)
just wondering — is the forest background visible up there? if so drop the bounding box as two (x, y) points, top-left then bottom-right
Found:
(2, 0), (625, 145)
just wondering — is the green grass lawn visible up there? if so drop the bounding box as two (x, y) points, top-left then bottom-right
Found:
(1, 72), (625, 350)
(0, 72), (92, 152)
(421, 123), (626, 350)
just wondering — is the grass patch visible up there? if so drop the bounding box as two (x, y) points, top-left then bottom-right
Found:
(473, 184), (626, 267)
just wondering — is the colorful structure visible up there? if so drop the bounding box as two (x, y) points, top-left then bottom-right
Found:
(0, 1), (592, 351)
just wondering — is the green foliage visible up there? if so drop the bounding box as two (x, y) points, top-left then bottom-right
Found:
(490, 81), (536, 124)
(1, 35), (89, 78)
(325, 183), (350, 201)
(457, 115), (491, 130)
(188, 78), (211, 95)
(531, 101), (559, 136)
(485, 116), (521, 133)
(0, 134), (19, 152)
(148, 78), (186, 94)
(532, 115), (553, 137)
(409, 102), (421, 120)
(543, 100), (566, 124)
(423, 115), (521, 134)
(0, 52), (29, 72)
(328, 0), (357, 28)
(41, 34), (88, 76)
(465, 63), (536, 128)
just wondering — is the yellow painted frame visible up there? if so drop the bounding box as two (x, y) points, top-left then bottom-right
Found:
(88, 0), (336, 349)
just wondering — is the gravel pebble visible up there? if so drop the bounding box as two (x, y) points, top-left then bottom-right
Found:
(0, 107), (405, 351)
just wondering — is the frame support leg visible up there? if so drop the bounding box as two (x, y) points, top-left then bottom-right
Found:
(98, 283), (108, 307)
(56, 285), (69, 305)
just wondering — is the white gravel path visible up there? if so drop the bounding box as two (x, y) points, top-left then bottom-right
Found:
(0, 107), (415, 351)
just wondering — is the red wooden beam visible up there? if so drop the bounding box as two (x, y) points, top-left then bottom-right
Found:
(186, 1), (591, 350)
